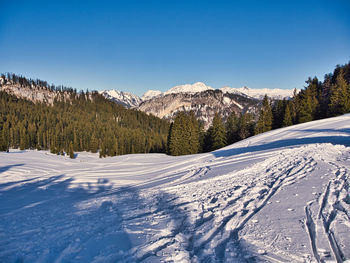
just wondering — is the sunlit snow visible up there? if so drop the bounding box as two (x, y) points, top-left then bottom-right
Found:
(1, 114), (350, 262)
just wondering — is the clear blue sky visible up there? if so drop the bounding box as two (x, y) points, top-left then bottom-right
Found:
(1, 0), (349, 96)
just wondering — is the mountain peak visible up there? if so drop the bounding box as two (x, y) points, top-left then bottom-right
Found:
(164, 82), (214, 95)
(142, 90), (163, 101)
(220, 86), (297, 100)
(99, 90), (141, 108)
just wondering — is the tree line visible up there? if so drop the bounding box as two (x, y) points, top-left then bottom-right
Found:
(167, 62), (350, 156)
(1, 61), (349, 157)
(0, 80), (170, 157)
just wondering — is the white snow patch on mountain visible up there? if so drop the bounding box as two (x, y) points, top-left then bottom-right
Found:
(141, 89), (163, 101)
(99, 89), (142, 108)
(164, 82), (214, 95)
(220, 86), (298, 100)
(1, 114), (350, 262)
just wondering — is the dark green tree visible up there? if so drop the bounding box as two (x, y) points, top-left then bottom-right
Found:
(69, 141), (75, 159)
(225, 111), (239, 145)
(255, 95), (273, 134)
(329, 70), (350, 116)
(210, 113), (227, 151)
(282, 103), (293, 127)
(298, 77), (319, 123)
(168, 112), (200, 156)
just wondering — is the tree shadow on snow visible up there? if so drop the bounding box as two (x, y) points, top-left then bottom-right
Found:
(0, 163), (24, 174)
(213, 132), (350, 158)
(0, 174), (138, 263)
(0, 165), (263, 262)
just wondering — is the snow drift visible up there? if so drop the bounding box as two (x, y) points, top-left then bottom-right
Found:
(1, 114), (350, 262)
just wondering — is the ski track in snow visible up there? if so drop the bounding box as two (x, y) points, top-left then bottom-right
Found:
(1, 114), (350, 262)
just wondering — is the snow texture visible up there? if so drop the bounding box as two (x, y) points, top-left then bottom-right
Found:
(220, 86), (298, 100)
(102, 83), (296, 110)
(1, 114), (350, 262)
(99, 90), (142, 108)
(164, 82), (214, 95)
(141, 90), (163, 101)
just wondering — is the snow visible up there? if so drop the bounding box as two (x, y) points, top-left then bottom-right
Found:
(1, 114), (350, 262)
(99, 90), (142, 108)
(164, 82), (214, 95)
(220, 86), (298, 100)
(141, 90), (163, 101)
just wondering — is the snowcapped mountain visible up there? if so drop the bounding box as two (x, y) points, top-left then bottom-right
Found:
(2, 114), (350, 262)
(164, 82), (214, 95)
(138, 89), (258, 129)
(141, 89), (163, 101)
(101, 82), (298, 128)
(220, 86), (298, 100)
(141, 82), (214, 101)
(101, 82), (296, 110)
(99, 90), (142, 108)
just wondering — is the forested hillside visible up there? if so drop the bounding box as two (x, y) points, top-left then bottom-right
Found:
(0, 75), (169, 157)
(1, 62), (349, 157)
(167, 62), (350, 155)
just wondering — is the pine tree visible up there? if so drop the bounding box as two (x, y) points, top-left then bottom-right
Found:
(0, 129), (8, 152)
(166, 122), (173, 155)
(255, 95), (273, 135)
(89, 133), (99, 153)
(298, 77), (319, 123)
(168, 112), (184, 156)
(329, 70), (350, 116)
(290, 88), (299, 124)
(187, 112), (200, 154)
(168, 112), (200, 156)
(69, 141), (74, 159)
(226, 111), (239, 144)
(237, 113), (253, 140)
(272, 99), (286, 129)
(282, 104), (293, 127)
(210, 113), (227, 151)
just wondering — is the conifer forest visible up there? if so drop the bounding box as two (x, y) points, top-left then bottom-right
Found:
(1, 62), (350, 157)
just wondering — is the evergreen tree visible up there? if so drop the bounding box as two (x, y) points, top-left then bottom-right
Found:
(282, 103), (293, 127)
(329, 70), (350, 116)
(290, 88), (300, 124)
(225, 111), (239, 145)
(237, 113), (253, 140)
(168, 112), (200, 156)
(166, 122), (173, 155)
(0, 129), (8, 152)
(272, 99), (286, 129)
(89, 133), (99, 153)
(298, 77), (319, 123)
(210, 113), (227, 151)
(255, 95), (273, 135)
(69, 141), (75, 159)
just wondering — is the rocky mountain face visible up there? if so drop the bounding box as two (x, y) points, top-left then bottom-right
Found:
(99, 90), (142, 108)
(0, 75), (69, 105)
(100, 82), (295, 128)
(138, 89), (259, 129)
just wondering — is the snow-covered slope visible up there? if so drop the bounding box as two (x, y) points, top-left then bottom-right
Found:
(220, 86), (298, 100)
(141, 89), (163, 101)
(1, 115), (350, 262)
(99, 90), (142, 108)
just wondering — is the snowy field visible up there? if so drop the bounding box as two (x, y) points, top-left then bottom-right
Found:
(1, 114), (350, 262)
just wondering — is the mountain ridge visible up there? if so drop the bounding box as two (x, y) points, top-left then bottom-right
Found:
(100, 82), (297, 109)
